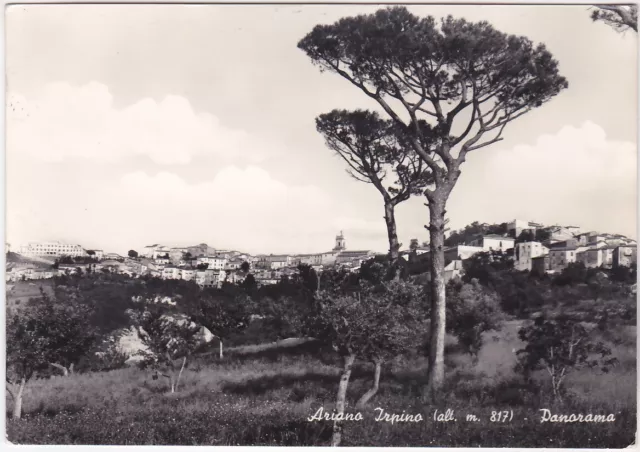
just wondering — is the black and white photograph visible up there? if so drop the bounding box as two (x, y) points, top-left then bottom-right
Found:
(3, 1), (638, 447)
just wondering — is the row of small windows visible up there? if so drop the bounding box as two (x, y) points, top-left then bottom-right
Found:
(31, 245), (81, 249)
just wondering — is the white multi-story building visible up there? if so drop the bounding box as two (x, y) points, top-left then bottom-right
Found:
(225, 258), (245, 270)
(515, 241), (549, 271)
(162, 266), (182, 280)
(335, 250), (375, 266)
(547, 226), (579, 243)
(181, 268), (196, 281)
(152, 246), (171, 259)
(142, 244), (173, 259)
(507, 220), (543, 238)
(469, 235), (515, 252)
(197, 256), (227, 270)
(320, 251), (340, 265)
(444, 245), (484, 262)
(142, 244), (159, 258)
(268, 255), (292, 269)
(196, 269), (219, 287)
(296, 254), (323, 265)
(20, 241), (86, 258)
(84, 249), (104, 260)
(224, 269), (248, 285)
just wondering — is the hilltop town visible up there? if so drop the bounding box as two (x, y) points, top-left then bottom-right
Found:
(408, 219), (637, 283)
(7, 219), (637, 287)
(6, 231), (381, 287)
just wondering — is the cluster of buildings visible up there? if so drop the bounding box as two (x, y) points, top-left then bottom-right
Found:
(13, 222), (633, 286)
(408, 234), (519, 282)
(408, 220), (637, 281)
(135, 232), (377, 287)
(8, 232), (380, 287)
(251, 232), (376, 270)
(516, 230), (637, 276)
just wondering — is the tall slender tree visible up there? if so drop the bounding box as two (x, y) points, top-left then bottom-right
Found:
(316, 110), (431, 405)
(316, 109), (432, 264)
(299, 7), (567, 397)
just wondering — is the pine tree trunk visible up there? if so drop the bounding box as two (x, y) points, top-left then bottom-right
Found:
(331, 353), (355, 447)
(356, 359), (382, 408)
(384, 203), (400, 262)
(384, 203), (401, 280)
(426, 197), (447, 401)
(219, 339), (223, 359)
(13, 377), (26, 419)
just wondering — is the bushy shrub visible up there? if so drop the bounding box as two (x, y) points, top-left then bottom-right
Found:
(446, 279), (506, 359)
(462, 250), (514, 286)
(226, 318), (283, 347)
(552, 262), (587, 286)
(77, 339), (129, 373)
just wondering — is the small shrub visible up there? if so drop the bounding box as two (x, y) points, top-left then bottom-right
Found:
(516, 315), (618, 400)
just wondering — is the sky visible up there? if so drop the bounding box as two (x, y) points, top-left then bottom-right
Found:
(5, 3), (638, 255)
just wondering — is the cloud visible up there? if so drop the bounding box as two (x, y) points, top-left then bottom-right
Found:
(448, 121), (637, 238)
(6, 82), (275, 165)
(5, 80), (394, 253)
(58, 165), (385, 254)
(7, 162), (393, 254)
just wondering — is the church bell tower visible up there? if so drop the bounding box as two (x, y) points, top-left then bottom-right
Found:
(333, 231), (346, 252)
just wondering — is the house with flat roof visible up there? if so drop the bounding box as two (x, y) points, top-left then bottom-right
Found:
(613, 245), (637, 268)
(548, 247), (578, 271)
(515, 241), (549, 271)
(335, 250), (375, 266)
(468, 235), (515, 252)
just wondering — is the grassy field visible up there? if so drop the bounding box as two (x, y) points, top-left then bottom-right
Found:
(6, 324), (636, 447)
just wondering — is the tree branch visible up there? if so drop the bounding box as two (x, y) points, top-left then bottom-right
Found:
(465, 121), (508, 152)
(594, 5), (638, 31)
(6, 380), (15, 401)
(372, 94), (446, 180)
(49, 362), (69, 376)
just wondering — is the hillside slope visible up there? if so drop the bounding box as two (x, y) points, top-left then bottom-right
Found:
(6, 252), (56, 268)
